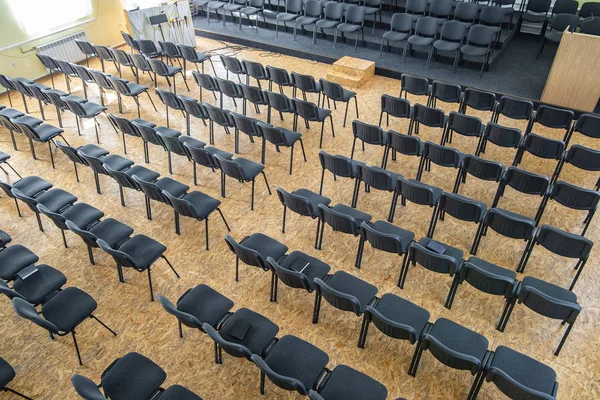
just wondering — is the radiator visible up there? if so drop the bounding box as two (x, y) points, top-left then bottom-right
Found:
(36, 31), (88, 63)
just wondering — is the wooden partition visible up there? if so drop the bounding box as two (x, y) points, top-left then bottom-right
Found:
(541, 31), (600, 113)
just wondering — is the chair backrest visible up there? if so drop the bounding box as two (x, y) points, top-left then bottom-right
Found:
(13, 297), (59, 333)
(267, 256), (313, 291)
(107, 76), (132, 96)
(96, 238), (140, 269)
(183, 143), (219, 169)
(352, 120), (386, 145)
(459, 258), (516, 297)
(314, 276), (363, 314)
(388, 130), (421, 156)
(88, 70), (114, 91)
(462, 88), (496, 112)
(291, 72), (318, 93)
(204, 323), (254, 359)
(360, 221), (409, 254)
(548, 12), (580, 33)
(447, 112), (483, 137)
(319, 78), (346, 101)
(483, 122), (522, 148)
(11, 187), (42, 213)
(358, 164), (399, 191)
(413, 104), (446, 128)
(257, 122), (288, 146)
(192, 70), (219, 91)
(520, 133), (565, 160)
(454, 1), (479, 21)
(579, 1), (600, 18)
(103, 164), (138, 190)
(204, 103), (234, 127)
(131, 121), (162, 145)
(414, 16), (439, 37)
(137, 39), (161, 56)
(292, 97), (321, 121)
(265, 90), (294, 113)
(0, 280), (26, 301)
(0, 74), (16, 91)
(129, 53), (152, 72)
(156, 131), (187, 156)
(71, 64), (94, 83)
(423, 141), (462, 167)
(318, 204), (362, 235)
(365, 295), (429, 343)
(216, 77), (243, 98)
(563, 144), (600, 171)
(581, 16), (600, 36)
(429, 0), (452, 18)
(36, 203), (69, 230)
(156, 88), (184, 110)
(242, 59), (268, 80)
(479, 6), (505, 26)
(121, 31), (139, 51)
(111, 49), (133, 67)
(526, 0), (552, 14)
(93, 45), (114, 61)
(397, 178), (440, 206)
(77, 149), (108, 175)
(240, 83), (267, 105)
(250, 354), (309, 395)
(224, 235), (268, 269)
(276, 187), (319, 218)
(72, 374), (106, 400)
(344, 5), (366, 24)
(551, 0), (578, 15)
(65, 220), (101, 248)
(179, 95), (209, 119)
(496, 96), (534, 120)
(285, 0), (303, 13)
(502, 166), (549, 196)
(438, 192), (485, 222)
(323, 1), (344, 19)
(485, 208), (535, 239)
(532, 105), (574, 130)
(390, 12), (414, 32)
(158, 41), (180, 58)
(55, 141), (86, 165)
(572, 113), (600, 138)
(13, 121), (42, 142)
(157, 294), (203, 329)
(318, 151), (356, 177)
(406, 0), (428, 14)
(549, 180), (600, 211)
(148, 59), (170, 76)
(220, 55), (246, 75)
(466, 24), (497, 46)
(431, 81), (462, 104)
(108, 113), (139, 137)
(55, 59), (77, 76)
(266, 65), (292, 86)
(461, 154), (505, 182)
(519, 278), (580, 322)
(303, 0), (322, 17)
(536, 224), (593, 260)
(409, 242), (460, 274)
(131, 175), (170, 203)
(36, 53), (59, 71)
(381, 94), (411, 119)
(165, 190), (204, 218)
(178, 44), (199, 63)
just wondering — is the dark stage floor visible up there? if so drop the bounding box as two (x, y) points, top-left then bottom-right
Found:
(193, 13), (558, 101)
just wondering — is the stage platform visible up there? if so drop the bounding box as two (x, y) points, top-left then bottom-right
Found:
(193, 12), (558, 102)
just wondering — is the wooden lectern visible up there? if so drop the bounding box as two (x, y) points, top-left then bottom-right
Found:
(541, 31), (600, 113)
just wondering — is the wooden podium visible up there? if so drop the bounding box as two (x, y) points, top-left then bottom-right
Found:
(541, 31), (600, 112)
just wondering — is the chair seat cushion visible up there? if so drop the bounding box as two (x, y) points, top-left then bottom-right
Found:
(434, 39), (462, 52)
(0, 245), (39, 281)
(372, 293), (430, 339)
(89, 218), (134, 248)
(165, 65), (182, 76)
(62, 203), (105, 229)
(317, 107), (332, 121)
(297, 16), (319, 25)
(235, 157), (265, 180)
(490, 346), (557, 396)
(520, 276), (577, 304)
(101, 352), (167, 400)
(316, 20), (340, 29)
(406, 179), (443, 203)
(13, 115), (44, 127)
(208, 0), (226, 8)
(426, 318), (488, 366)
(417, 237), (463, 265)
(383, 31), (410, 42)
(279, 128), (302, 145)
(277, 13), (299, 21)
(408, 35), (435, 47)
(125, 165), (160, 183)
(292, 188), (331, 217)
(156, 177), (189, 197)
(241, 233), (288, 261)
(220, 308), (279, 355)
(264, 335), (329, 391)
(371, 220), (415, 253)
(159, 385), (202, 400)
(0, 108), (25, 119)
(461, 44), (489, 56)
(13, 176), (52, 197)
(102, 154), (135, 172)
(78, 144), (109, 158)
(155, 126), (181, 138)
(464, 256), (516, 280)
(13, 264), (67, 305)
(130, 118), (156, 129)
(330, 204), (373, 226)
(0, 358), (15, 388)
(240, 6), (261, 14)
(522, 13), (547, 23)
(118, 235), (167, 269)
(205, 146), (233, 160)
(224, 3), (243, 11)
(280, 250), (332, 290)
(327, 270), (378, 311)
(30, 124), (64, 142)
(177, 284), (234, 328)
(342, 88), (357, 102)
(318, 365), (387, 400)
(125, 83), (148, 96)
(0, 151), (10, 163)
(337, 22), (362, 33)
(42, 287), (97, 332)
(81, 101), (107, 117)
(0, 230), (11, 247)
(182, 191), (221, 218)
(37, 189), (77, 213)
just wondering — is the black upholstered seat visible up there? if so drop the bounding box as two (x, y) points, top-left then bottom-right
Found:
(11, 176), (52, 197)
(12, 264), (67, 305)
(177, 284), (234, 328)
(159, 385), (203, 400)
(88, 218), (134, 248)
(322, 270), (378, 313)
(101, 352), (167, 400)
(61, 203), (104, 229)
(366, 293), (429, 344)
(240, 233), (289, 262)
(41, 287), (97, 332)
(317, 365), (388, 400)
(280, 251), (331, 291)
(0, 245), (39, 280)
(219, 308), (279, 355)
(117, 235), (167, 269)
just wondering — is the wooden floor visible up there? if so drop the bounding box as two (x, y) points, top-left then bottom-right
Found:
(0, 37), (598, 400)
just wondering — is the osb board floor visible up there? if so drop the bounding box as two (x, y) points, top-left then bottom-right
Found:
(0, 37), (598, 400)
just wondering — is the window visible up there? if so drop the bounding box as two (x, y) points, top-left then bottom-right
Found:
(9, 0), (93, 36)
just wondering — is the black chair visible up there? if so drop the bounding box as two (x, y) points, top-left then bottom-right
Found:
(499, 276), (580, 356)
(454, 1), (480, 29)
(158, 284), (233, 338)
(399, 238), (463, 307)
(267, 251), (331, 302)
(97, 235), (179, 301)
(581, 16), (600, 36)
(446, 256), (517, 329)
(551, 144), (600, 189)
(178, 44), (215, 76)
(239, 83), (267, 116)
(11, 186), (77, 232)
(459, 87), (497, 115)
(162, 189), (230, 249)
(491, 166), (549, 221)
(130, 121), (172, 163)
(355, 220), (414, 270)
(36, 53), (61, 89)
(379, 94), (412, 128)
(0, 242), (39, 283)
(88, 69), (118, 107)
(432, 21), (467, 72)
(380, 13), (415, 57)
(158, 40), (184, 69)
(69, 64), (95, 100)
(416, 141), (463, 185)
(65, 218), (133, 265)
(0, 358), (32, 400)
(220, 55), (247, 83)
(228, 111), (261, 154)
(215, 155), (271, 210)
(536, 180), (600, 236)
(318, 151), (364, 196)
(382, 130), (423, 169)
(0, 175), (52, 217)
(471, 208), (536, 268)
(514, 133), (565, 175)
(428, 192), (487, 241)
(156, 128), (205, 174)
(36, 200), (104, 248)
(388, 178), (442, 228)
(182, 141), (231, 186)
(53, 60), (79, 95)
(63, 97), (109, 143)
(120, 31), (139, 53)
(0, 75), (30, 109)
(313, 2), (344, 44)
(441, 112), (483, 152)
(292, 97), (334, 148)
(224, 233), (288, 282)
(137, 39), (164, 59)
(93, 45), (119, 74)
(242, 60), (269, 89)
(222, 0), (248, 27)
(476, 122), (523, 161)
(537, 13), (580, 58)
(1, 262), (65, 310)
(403, 16), (439, 66)
(459, 24), (498, 78)
(293, 0), (323, 40)
(108, 76), (157, 118)
(358, 293), (430, 365)
(316, 203), (372, 250)
(132, 175), (189, 220)
(276, 186), (331, 240)
(12, 288), (117, 365)
(428, 81), (462, 110)
(103, 162), (160, 207)
(352, 163), (402, 209)
(216, 77), (244, 109)
(453, 154), (505, 196)
(408, 103), (447, 137)
(204, 103), (236, 145)
(250, 335), (328, 396)
(129, 53), (156, 85)
(319, 78), (358, 127)
(333, 5), (366, 52)
(108, 113), (155, 154)
(111, 48), (137, 79)
(518, 224), (592, 291)
(408, 317), (490, 400)
(179, 95), (209, 136)
(265, 66), (294, 96)
(257, 121), (306, 174)
(308, 365), (387, 400)
(77, 149), (134, 194)
(275, 0), (303, 36)
(492, 96), (534, 124)
(469, 346), (558, 400)
(148, 59), (189, 95)
(291, 72), (321, 102)
(564, 112), (600, 145)
(12, 120), (66, 169)
(478, 6), (505, 42)
(313, 270), (378, 327)
(239, 0), (267, 30)
(41, 89), (86, 128)
(406, 0), (428, 21)
(350, 120), (388, 163)
(517, 0), (552, 33)
(527, 104), (574, 139)
(155, 87), (186, 128)
(192, 71), (219, 103)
